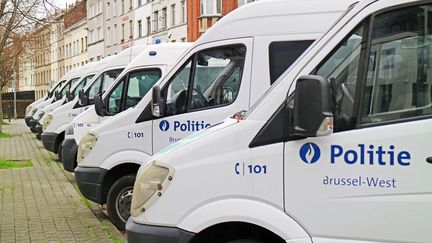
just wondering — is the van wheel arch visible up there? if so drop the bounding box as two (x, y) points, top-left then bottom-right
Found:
(190, 222), (285, 243)
(101, 162), (141, 204)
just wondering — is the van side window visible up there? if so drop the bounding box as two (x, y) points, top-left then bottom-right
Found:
(102, 69), (123, 92)
(165, 59), (192, 116)
(190, 45), (246, 110)
(269, 40), (314, 84)
(163, 45), (246, 116)
(315, 24), (365, 132)
(107, 77), (125, 114)
(361, 5), (432, 124)
(124, 69), (162, 110)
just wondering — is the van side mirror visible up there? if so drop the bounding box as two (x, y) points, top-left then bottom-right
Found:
(292, 75), (333, 137)
(94, 93), (105, 117)
(152, 85), (165, 117)
(54, 90), (60, 100)
(78, 89), (88, 106)
(65, 90), (72, 102)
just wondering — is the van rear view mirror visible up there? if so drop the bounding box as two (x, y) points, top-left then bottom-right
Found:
(94, 93), (105, 117)
(292, 75), (333, 137)
(152, 85), (165, 117)
(78, 89), (87, 106)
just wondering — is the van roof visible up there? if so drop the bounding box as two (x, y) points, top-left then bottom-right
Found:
(195, 0), (357, 45)
(125, 43), (192, 70)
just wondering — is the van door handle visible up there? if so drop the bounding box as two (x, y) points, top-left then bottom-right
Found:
(426, 157), (432, 164)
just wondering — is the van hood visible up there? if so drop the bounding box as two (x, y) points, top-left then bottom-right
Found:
(157, 117), (239, 156)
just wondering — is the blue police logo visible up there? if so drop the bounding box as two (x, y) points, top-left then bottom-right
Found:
(299, 143), (321, 164)
(159, 120), (170, 131)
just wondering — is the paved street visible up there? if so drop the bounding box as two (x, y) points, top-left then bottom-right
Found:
(0, 120), (125, 242)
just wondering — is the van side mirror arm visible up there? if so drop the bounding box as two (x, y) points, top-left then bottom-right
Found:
(291, 75), (334, 137)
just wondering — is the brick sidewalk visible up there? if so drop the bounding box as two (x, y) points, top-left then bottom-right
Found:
(0, 120), (126, 242)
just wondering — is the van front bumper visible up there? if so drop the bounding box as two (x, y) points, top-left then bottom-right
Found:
(25, 116), (32, 126)
(62, 138), (78, 172)
(126, 218), (195, 243)
(35, 123), (43, 140)
(41, 132), (59, 153)
(75, 166), (107, 204)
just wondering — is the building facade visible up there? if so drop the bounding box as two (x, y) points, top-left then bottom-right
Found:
(33, 25), (52, 100)
(87, 0), (105, 61)
(50, 11), (65, 84)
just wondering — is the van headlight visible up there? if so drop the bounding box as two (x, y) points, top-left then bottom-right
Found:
(42, 114), (53, 130)
(131, 161), (174, 217)
(77, 132), (98, 162)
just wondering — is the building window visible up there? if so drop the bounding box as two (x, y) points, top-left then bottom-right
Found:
(238, 0), (254, 5)
(113, 0), (117, 16)
(121, 0), (125, 14)
(129, 0), (133, 10)
(113, 24), (118, 44)
(129, 20), (133, 39)
(97, 26), (102, 41)
(153, 11), (158, 31)
(138, 0), (142, 6)
(181, 0), (186, 23)
(200, 0), (222, 16)
(171, 4), (175, 27)
(138, 20), (142, 37)
(146, 17), (151, 36)
(121, 23), (125, 42)
(107, 27), (111, 45)
(162, 8), (167, 29)
(107, 2), (111, 19)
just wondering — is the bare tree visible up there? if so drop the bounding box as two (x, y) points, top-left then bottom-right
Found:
(0, 0), (58, 132)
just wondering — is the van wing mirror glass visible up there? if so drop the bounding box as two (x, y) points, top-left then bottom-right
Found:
(55, 90), (60, 100)
(94, 93), (105, 117)
(78, 89), (87, 106)
(152, 85), (165, 117)
(292, 75), (333, 137)
(65, 90), (72, 102)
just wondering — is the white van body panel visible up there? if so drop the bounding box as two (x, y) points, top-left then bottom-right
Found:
(32, 67), (84, 120)
(177, 199), (311, 242)
(72, 43), (192, 144)
(130, 0), (432, 242)
(44, 45), (151, 137)
(78, 0), (354, 168)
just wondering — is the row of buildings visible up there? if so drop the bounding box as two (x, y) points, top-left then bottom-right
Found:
(14, 0), (255, 100)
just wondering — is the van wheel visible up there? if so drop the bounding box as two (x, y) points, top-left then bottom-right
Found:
(107, 175), (135, 230)
(56, 142), (63, 161)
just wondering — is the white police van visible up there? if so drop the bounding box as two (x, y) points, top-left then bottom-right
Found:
(62, 43), (191, 172)
(74, 0), (354, 230)
(41, 46), (149, 161)
(39, 59), (108, 155)
(25, 72), (73, 128)
(127, 0), (432, 242)
(28, 67), (84, 133)
(35, 61), (101, 139)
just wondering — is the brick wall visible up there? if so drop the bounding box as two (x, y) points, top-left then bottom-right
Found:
(187, 0), (238, 42)
(64, 0), (87, 29)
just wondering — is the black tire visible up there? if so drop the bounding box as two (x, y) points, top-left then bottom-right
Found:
(107, 175), (135, 230)
(56, 140), (63, 161)
(226, 240), (265, 243)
